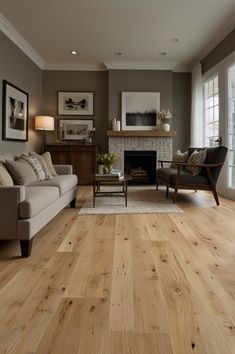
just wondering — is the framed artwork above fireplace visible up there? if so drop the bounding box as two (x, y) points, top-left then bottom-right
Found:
(121, 92), (160, 130)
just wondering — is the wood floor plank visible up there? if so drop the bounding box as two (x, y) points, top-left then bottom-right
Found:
(35, 297), (109, 354)
(109, 215), (135, 331)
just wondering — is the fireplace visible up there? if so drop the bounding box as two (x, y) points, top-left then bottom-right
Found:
(124, 151), (156, 184)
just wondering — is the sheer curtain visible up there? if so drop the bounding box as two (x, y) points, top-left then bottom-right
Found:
(190, 63), (203, 146)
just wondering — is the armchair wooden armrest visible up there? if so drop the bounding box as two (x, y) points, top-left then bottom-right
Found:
(173, 162), (223, 168)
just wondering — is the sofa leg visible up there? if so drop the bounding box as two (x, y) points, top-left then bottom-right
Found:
(70, 198), (76, 208)
(20, 239), (33, 258)
(166, 186), (169, 198)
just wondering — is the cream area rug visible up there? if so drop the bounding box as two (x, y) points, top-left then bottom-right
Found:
(78, 186), (182, 215)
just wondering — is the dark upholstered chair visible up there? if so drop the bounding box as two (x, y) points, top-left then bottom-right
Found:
(156, 146), (228, 205)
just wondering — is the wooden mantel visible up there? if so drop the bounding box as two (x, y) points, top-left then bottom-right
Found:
(107, 130), (176, 137)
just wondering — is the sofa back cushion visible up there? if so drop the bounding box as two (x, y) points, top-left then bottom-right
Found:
(5, 159), (38, 185)
(187, 146), (228, 183)
(0, 163), (14, 186)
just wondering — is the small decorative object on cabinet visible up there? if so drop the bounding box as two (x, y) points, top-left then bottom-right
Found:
(47, 144), (98, 185)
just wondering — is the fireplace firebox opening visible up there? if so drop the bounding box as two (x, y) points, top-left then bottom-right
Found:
(124, 150), (156, 185)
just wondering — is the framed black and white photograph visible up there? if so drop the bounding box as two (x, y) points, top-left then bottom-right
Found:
(59, 119), (94, 141)
(2, 80), (28, 141)
(58, 91), (94, 116)
(121, 92), (160, 130)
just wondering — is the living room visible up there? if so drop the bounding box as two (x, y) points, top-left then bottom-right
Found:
(0, 1), (235, 353)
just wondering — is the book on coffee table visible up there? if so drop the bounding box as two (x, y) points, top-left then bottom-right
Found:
(95, 172), (124, 181)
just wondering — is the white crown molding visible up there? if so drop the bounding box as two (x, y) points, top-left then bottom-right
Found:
(103, 61), (178, 71)
(0, 13), (45, 69)
(44, 62), (106, 71)
(173, 64), (192, 73)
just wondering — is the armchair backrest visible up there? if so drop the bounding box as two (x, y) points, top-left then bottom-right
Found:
(187, 146), (228, 184)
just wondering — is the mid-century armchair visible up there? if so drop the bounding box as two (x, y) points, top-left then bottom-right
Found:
(156, 146), (228, 205)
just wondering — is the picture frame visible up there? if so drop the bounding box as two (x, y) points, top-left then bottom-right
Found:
(121, 92), (160, 130)
(2, 80), (28, 141)
(58, 91), (94, 116)
(58, 119), (94, 141)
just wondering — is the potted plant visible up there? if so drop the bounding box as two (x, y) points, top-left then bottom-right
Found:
(97, 152), (118, 174)
(157, 108), (172, 131)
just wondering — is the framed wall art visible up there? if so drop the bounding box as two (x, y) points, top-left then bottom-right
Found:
(58, 91), (94, 116)
(2, 80), (28, 141)
(121, 92), (160, 130)
(59, 119), (94, 141)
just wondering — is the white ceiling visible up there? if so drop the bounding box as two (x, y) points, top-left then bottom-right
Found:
(0, 0), (235, 71)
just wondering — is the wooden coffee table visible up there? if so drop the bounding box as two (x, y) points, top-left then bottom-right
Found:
(93, 174), (132, 207)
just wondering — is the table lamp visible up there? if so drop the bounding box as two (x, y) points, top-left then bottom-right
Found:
(35, 116), (54, 152)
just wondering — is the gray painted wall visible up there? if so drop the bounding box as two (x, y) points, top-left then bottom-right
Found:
(42, 71), (108, 152)
(108, 69), (173, 126)
(173, 73), (191, 151)
(201, 28), (235, 74)
(0, 32), (42, 154)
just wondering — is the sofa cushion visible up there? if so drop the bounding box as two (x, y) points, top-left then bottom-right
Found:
(19, 186), (60, 218)
(0, 163), (14, 186)
(157, 167), (209, 186)
(5, 159), (38, 185)
(29, 174), (78, 195)
(41, 152), (58, 176)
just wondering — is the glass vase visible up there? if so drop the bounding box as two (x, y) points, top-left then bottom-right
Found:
(103, 162), (113, 174)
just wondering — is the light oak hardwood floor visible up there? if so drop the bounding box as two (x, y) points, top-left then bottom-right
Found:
(0, 186), (235, 354)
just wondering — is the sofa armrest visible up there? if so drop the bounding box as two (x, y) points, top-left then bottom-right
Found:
(53, 165), (73, 175)
(0, 186), (25, 240)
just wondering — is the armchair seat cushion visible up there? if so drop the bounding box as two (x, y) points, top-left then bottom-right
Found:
(157, 168), (210, 186)
(19, 186), (60, 218)
(29, 175), (78, 195)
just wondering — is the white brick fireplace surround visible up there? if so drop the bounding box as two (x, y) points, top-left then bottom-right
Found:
(107, 131), (175, 173)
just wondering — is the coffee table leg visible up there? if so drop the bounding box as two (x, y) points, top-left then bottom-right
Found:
(93, 180), (96, 207)
(125, 181), (128, 207)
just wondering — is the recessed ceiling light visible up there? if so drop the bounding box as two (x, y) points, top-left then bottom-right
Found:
(170, 38), (179, 43)
(159, 51), (167, 56)
(113, 52), (122, 56)
(71, 50), (78, 55)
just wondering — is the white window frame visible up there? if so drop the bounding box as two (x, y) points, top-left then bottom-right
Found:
(202, 49), (235, 199)
(203, 74), (219, 147)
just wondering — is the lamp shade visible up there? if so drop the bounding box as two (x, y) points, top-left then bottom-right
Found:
(35, 116), (54, 131)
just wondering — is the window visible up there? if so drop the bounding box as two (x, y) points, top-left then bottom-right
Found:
(227, 65), (235, 189)
(203, 75), (219, 147)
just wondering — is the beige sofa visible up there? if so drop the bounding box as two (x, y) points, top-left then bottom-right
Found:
(0, 153), (78, 257)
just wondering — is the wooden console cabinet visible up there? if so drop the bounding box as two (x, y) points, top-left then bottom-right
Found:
(47, 144), (98, 185)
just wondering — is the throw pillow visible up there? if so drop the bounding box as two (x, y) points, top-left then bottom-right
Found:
(18, 155), (48, 181)
(41, 152), (57, 177)
(0, 162), (14, 186)
(5, 159), (38, 185)
(185, 149), (207, 176)
(30, 152), (53, 180)
(171, 150), (189, 168)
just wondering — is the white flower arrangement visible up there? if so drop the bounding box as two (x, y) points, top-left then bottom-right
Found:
(157, 108), (173, 121)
